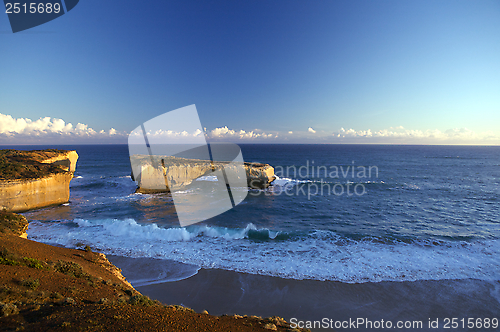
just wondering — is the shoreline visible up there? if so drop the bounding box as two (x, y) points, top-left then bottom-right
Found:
(10, 221), (500, 332)
(109, 256), (500, 332)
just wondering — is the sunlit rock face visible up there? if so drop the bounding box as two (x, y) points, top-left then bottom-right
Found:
(0, 150), (78, 212)
(130, 155), (276, 193)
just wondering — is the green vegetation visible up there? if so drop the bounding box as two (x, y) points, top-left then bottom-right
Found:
(0, 210), (29, 236)
(51, 292), (64, 300)
(0, 248), (22, 266)
(54, 260), (89, 279)
(0, 256), (21, 266)
(23, 257), (47, 270)
(128, 294), (159, 306)
(166, 304), (195, 313)
(0, 149), (67, 180)
(0, 247), (48, 270)
(19, 278), (40, 290)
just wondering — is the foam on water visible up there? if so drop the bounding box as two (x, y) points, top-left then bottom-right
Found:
(195, 175), (218, 182)
(28, 219), (500, 283)
(272, 176), (311, 186)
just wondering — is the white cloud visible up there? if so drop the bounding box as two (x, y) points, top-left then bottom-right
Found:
(2, 112), (497, 145)
(205, 125), (498, 144)
(207, 126), (277, 140)
(335, 126), (498, 143)
(0, 113), (124, 143)
(0, 114), (78, 135)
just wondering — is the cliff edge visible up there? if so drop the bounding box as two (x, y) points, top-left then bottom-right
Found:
(0, 149), (78, 212)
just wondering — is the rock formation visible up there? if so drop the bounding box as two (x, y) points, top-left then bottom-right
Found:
(0, 149), (78, 212)
(243, 162), (276, 189)
(130, 155), (276, 193)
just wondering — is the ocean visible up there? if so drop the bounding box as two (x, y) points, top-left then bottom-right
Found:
(7, 144), (500, 331)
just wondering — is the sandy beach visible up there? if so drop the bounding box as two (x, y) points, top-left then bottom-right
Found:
(112, 257), (499, 331)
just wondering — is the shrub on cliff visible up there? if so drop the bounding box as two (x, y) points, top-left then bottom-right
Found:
(54, 260), (90, 279)
(0, 149), (67, 180)
(0, 211), (29, 237)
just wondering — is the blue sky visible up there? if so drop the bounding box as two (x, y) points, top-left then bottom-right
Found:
(1, 0), (499, 144)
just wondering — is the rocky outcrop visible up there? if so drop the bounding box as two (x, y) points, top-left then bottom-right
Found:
(0, 149), (78, 212)
(95, 252), (135, 291)
(131, 155), (276, 193)
(244, 162), (276, 189)
(40, 150), (79, 172)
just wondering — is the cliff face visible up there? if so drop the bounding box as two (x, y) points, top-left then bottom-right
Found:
(0, 172), (74, 212)
(0, 150), (78, 212)
(131, 155), (276, 193)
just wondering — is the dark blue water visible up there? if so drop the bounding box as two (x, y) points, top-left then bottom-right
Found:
(5, 144), (499, 284)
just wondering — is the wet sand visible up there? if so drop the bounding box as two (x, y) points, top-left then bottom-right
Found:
(114, 259), (500, 331)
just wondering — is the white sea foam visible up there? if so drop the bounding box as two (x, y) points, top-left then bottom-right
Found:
(28, 219), (500, 283)
(173, 189), (195, 194)
(195, 175), (218, 182)
(272, 176), (385, 187)
(268, 176), (311, 191)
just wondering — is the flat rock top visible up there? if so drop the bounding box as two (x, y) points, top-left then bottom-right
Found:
(0, 149), (74, 181)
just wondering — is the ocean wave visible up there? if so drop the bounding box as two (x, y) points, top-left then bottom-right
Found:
(28, 219), (500, 284)
(71, 219), (286, 242)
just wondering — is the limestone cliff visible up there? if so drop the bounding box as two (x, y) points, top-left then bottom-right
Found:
(0, 149), (78, 212)
(130, 155), (276, 193)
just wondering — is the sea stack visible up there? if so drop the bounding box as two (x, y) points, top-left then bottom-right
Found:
(130, 155), (276, 193)
(0, 149), (78, 212)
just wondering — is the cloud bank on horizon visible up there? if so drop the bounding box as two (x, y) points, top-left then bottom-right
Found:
(0, 113), (498, 145)
(0, 113), (120, 144)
